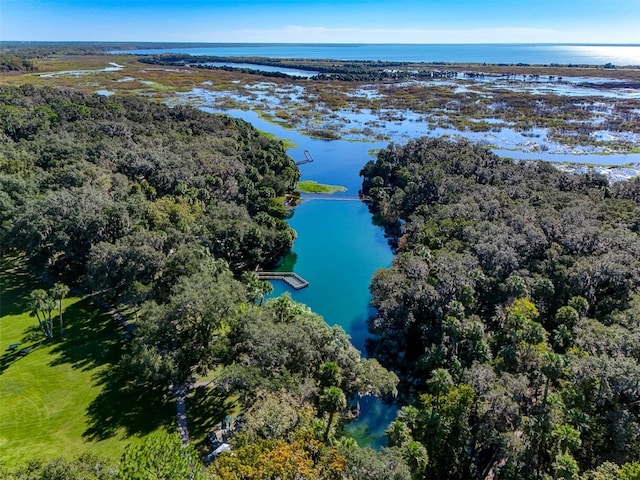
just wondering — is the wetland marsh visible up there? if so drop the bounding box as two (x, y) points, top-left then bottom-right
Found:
(14, 51), (638, 175)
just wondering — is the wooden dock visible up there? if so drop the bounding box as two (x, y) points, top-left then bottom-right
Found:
(256, 271), (309, 290)
(296, 150), (314, 166)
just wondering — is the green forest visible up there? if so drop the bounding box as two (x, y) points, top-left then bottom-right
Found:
(361, 137), (640, 479)
(0, 86), (403, 479)
(3, 84), (640, 479)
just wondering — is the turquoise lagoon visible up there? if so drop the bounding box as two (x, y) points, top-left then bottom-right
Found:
(270, 199), (392, 354)
(270, 199), (397, 447)
(207, 108), (398, 446)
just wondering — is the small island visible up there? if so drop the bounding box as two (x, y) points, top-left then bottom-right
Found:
(297, 180), (348, 194)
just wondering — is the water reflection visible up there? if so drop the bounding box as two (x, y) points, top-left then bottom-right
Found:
(199, 62), (318, 78)
(267, 199), (396, 448)
(174, 87), (640, 169)
(554, 45), (640, 65)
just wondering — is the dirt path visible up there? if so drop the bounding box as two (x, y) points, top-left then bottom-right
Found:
(173, 383), (190, 445)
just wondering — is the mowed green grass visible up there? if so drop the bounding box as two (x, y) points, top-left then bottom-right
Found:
(0, 257), (169, 467)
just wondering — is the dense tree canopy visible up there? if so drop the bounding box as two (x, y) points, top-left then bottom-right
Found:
(0, 86), (405, 477)
(0, 85), (299, 301)
(361, 137), (640, 479)
(219, 294), (398, 402)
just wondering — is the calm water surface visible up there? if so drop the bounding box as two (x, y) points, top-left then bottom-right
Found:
(115, 43), (640, 65)
(200, 107), (387, 193)
(200, 62), (318, 77)
(268, 200), (397, 447)
(270, 200), (392, 352)
(198, 106), (640, 170)
(220, 108), (398, 446)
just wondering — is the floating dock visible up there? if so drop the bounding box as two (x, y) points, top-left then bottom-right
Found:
(256, 271), (309, 290)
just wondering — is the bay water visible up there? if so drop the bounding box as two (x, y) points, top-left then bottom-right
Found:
(115, 43), (640, 66)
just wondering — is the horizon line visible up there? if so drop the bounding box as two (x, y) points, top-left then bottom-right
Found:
(3, 40), (640, 47)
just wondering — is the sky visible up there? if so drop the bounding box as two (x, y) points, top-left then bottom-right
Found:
(1, 0), (639, 44)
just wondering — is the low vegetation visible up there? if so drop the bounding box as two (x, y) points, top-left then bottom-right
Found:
(2, 48), (638, 155)
(297, 180), (348, 194)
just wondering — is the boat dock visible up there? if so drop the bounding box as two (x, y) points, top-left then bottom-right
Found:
(296, 150), (314, 166)
(256, 271), (309, 290)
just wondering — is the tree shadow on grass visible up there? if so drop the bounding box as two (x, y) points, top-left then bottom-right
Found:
(0, 283), (30, 317)
(0, 257), (178, 442)
(186, 386), (238, 445)
(83, 365), (174, 441)
(0, 255), (34, 317)
(41, 297), (174, 441)
(0, 350), (20, 374)
(48, 297), (120, 372)
(0, 336), (46, 374)
(0, 324), (49, 375)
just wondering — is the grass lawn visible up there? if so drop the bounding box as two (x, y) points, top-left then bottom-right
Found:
(0, 256), (172, 467)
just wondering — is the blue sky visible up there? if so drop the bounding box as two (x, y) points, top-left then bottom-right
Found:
(2, 0), (639, 44)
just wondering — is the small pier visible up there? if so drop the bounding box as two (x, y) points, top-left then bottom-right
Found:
(256, 271), (309, 290)
(296, 150), (314, 166)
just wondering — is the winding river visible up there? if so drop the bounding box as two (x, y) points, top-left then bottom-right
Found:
(138, 41), (640, 447)
(205, 108), (397, 446)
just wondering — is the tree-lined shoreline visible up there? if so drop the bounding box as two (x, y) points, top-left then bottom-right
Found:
(361, 137), (640, 479)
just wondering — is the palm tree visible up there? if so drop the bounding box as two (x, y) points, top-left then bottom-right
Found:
(386, 419), (412, 447)
(241, 271), (273, 306)
(50, 283), (70, 337)
(427, 368), (453, 412)
(319, 361), (342, 388)
(403, 440), (429, 478)
(320, 386), (346, 442)
(29, 289), (56, 340)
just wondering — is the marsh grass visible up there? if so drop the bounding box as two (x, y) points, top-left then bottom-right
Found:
(259, 130), (298, 149)
(2, 53), (638, 154)
(297, 180), (348, 194)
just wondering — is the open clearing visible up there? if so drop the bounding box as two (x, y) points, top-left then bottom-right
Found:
(0, 257), (170, 466)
